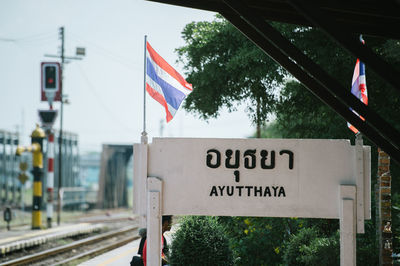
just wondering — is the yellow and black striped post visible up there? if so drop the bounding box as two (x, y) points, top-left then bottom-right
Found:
(16, 124), (45, 229)
(31, 125), (45, 229)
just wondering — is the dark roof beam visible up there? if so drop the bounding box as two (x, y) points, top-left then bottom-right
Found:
(221, 0), (400, 163)
(222, 0), (400, 148)
(246, 0), (400, 18)
(146, 0), (223, 12)
(146, 0), (400, 39)
(287, 0), (400, 92)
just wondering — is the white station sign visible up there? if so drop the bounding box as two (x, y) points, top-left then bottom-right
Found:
(146, 138), (370, 219)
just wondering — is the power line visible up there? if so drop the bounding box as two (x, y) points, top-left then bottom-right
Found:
(0, 37), (16, 42)
(68, 32), (142, 71)
(16, 31), (55, 42)
(75, 63), (136, 134)
(0, 31), (55, 43)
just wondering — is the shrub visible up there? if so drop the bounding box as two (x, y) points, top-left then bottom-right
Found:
(217, 216), (295, 265)
(169, 216), (234, 266)
(283, 227), (339, 266)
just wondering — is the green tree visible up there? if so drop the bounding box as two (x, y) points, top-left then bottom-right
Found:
(177, 15), (288, 137)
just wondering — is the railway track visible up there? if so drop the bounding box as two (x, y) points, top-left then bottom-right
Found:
(0, 225), (139, 266)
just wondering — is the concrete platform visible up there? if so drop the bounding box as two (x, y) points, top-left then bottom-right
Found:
(79, 238), (141, 266)
(81, 223), (178, 266)
(0, 222), (105, 255)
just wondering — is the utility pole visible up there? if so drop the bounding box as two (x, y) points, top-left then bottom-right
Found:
(58, 26), (65, 226)
(44, 26), (85, 226)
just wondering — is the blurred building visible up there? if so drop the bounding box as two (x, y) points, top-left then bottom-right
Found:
(0, 130), (21, 208)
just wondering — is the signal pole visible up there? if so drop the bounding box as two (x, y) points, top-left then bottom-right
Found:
(44, 26), (84, 226)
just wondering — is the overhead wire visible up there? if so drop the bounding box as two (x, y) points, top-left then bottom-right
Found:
(68, 32), (142, 71)
(0, 37), (16, 42)
(0, 31), (56, 43)
(0, 31), (58, 51)
(1, 29), (141, 149)
(15, 31), (55, 41)
(75, 63), (136, 134)
(1, 29), (140, 136)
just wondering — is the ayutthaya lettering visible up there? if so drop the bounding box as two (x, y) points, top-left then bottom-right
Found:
(206, 148), (294, 182)
(209, 185), (286, 197)
(206, 149), (294, 170)
(205, 149), (293, 195)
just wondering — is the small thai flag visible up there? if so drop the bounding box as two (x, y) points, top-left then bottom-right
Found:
(347, 38), (368, 134)
(146, 41), (192, 122)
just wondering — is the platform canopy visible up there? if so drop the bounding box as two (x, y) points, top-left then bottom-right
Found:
(149, 0), (400, 39)
(147, 0), (400, 164)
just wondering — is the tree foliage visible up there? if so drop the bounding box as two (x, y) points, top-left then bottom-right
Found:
(177, 15), (288, 134)
(217, 216), (301, 265)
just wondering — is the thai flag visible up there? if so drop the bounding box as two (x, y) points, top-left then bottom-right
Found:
(347, 39), (368, 134)
(146, 41), (192, 122)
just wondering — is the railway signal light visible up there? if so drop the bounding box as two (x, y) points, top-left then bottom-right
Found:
(45, 66), (56, 88)
(41, 62), (61, 105)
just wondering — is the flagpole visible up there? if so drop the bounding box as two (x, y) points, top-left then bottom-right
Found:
(142, 35), (148, 144)
(358, 34), (364, 142)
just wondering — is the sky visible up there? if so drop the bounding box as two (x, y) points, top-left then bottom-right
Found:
(0, 0), (254, 153)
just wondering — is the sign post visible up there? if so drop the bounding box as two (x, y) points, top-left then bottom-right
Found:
(146, 177), (162, 266)
(133, 143), (148, 228)
(134, 138), (370, 266)
(340, 185), (356, 265)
